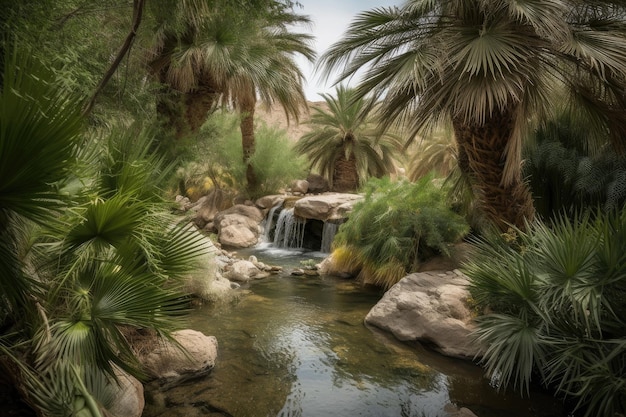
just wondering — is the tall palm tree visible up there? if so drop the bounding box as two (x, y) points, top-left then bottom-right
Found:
(149, 0), (315, 192)
(295, 85), (402, 192)
(320, 0), (626, 231)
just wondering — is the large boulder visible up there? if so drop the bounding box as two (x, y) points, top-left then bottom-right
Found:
(140, 330), (218, 386)
(293, 193), (363, 222)
(365, 270), (482, 359)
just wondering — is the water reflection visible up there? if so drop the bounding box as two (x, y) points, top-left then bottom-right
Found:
(143, 249), (563, 417)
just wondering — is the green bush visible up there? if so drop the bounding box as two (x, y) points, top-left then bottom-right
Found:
(175, 111), (306, 199)
(465, 210), (626, 417)
(332, 176), (469, 289)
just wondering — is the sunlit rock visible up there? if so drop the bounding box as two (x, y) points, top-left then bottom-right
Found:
(365, 270), (482, 359)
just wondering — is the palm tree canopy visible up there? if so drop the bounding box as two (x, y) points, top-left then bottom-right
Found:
(320, 0), (626, 176)
(295, 85), (402, 191)
(319, 0), (626, 230)
(149, 0), (316, 122)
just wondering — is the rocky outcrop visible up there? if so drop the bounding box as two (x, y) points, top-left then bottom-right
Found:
(365, 270), (482, 359)
(140, 330), (218, 387)
(293, 193), (363, 222)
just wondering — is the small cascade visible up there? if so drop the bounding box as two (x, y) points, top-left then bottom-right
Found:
(320, 221), (340, 253)
(273, 208), (307, 249)
(262, 203), (282, 242)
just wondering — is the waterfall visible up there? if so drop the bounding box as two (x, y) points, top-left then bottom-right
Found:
(320, 221), (340, 253)
(273, 208), (306, 249)
(262, 203), (282, 242)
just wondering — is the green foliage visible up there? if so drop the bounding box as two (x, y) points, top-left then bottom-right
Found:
(295, 85), (402, 192)
(525, 111), (626, 219)
(333, 176), (469, 289)
(177, 111), (306, 199)
(465, 211), (626, 416)
(0, 52), (211, 416)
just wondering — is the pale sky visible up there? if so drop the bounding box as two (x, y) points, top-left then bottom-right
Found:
(294, 0), (402, 101)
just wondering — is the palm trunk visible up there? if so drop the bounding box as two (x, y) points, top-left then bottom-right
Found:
(332, 151), (359, 192)
(453, 109), (535, 232)
(239, 84), (258, 192)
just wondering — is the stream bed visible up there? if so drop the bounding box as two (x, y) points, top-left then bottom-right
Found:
(143, 247), (564, 417)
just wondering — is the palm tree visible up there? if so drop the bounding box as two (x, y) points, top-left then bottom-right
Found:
(319, 0), (626, 231)
(148, 0), (315, 192)
(0, 51), (211, 416)
(295, 85), (403, 192)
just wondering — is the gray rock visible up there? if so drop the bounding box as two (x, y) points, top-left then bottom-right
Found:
(365, 271), (482, 359)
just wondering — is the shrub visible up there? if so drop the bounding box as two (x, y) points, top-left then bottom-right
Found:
(175, 111), (306, 199)
(465, 210), (626, 417)
(332, 176), (469, 289)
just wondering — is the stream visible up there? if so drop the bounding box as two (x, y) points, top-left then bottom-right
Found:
(142, 246), (564, 417)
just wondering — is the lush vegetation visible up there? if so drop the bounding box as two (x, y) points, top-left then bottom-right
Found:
(1, 1), (625, 416)
(295, 85), (402, 192)
(465, 211), (626, 417)
(320, 0), (626, 232)
(176, 111), (307, 199)
(331, 176), (469, 289)
(0, 52), (212, 416)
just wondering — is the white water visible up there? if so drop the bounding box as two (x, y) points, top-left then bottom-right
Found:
(272, 208), (306, 249)
(320, 221), (340, 253)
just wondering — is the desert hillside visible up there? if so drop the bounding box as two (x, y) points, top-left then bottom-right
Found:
(255, 101), (329, 143)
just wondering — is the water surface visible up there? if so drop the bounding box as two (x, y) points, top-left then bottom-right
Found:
(143, 248), (563, 417)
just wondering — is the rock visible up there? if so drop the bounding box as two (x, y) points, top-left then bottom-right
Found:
(444, 404), (479, 417)
(141, 330), (218, 386)
(290, 179), (309, 194)
(107, 367), (144, 417)
(255, 195), (285, 210)
(294, 193), (363, 222)
(215, 204), (265, 223)
(223, 260), (270, 282)
(365, 271), (482, 359)
(219, 224), (258, 248)
(306, 173), (330, 194)
(194, 190), (234, 226)
(317, 254), (357, 278)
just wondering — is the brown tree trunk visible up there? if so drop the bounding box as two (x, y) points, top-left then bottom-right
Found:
(239, 84), (258, 192)
(453, 109), (535, 232)
(332, 151), (359, 192)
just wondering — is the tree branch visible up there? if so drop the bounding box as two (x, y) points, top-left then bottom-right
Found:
(81, 0), (145, 117)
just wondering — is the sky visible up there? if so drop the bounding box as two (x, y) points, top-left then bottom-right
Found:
(293, 0), (401, 101)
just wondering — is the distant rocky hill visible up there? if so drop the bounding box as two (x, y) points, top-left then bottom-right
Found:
(255, 101), (328, 143)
